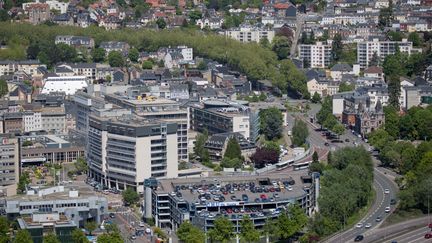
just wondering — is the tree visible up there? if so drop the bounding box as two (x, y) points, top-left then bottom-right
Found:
(271, 36), (291, 60)
(188, 10), (202, 23)
(43, 233), (60, 243)
(0, 217), (8, 243)
(142, 60), (153, 69)
(92, 48), (106, 63)
(240, 215), (260, 243)
(369, 52), (380, 67)
(128, 48), (139, 62)
(338, 82), (354, 92)
(408, 32), (422, 47)
(378, 2), (393, 29)
(259, 37), (270, 49)
(75, 157), (88, 174)
(332, 124), (345, 137)
(369, 129), (393, 150)
(17, 171), (30, 194)
(260, 108), (283, 140)
(0, 80), (8, 98)
(177, 221), (205, 243)
(278, 59), (309, 98)
(57, 43), (78, 62)
(384, 105), (400, 139)
(96, 231), (123, 243)
(220, 157), (242, 169)
(208, 217), (234, 243)
(387, 31), (403, 41)
(197, 61), (207, 70)
(72, 228), (89, 243)
(224, 137), (242, 160)
(331, 34), (343, 63)
(250, 147), (279, 168)
(156, 18), (166, 29)
(388, 75), (401, 109)
(263, 219), (278, 242)
(323, 114), (337, 131)
(259, 92), (267, 101)
(292, 119), (309, 147)
(108, 51), (125, 67)
(122, 187), (139, 205)
(13, 230), (33, 243)
(311, 92), (321, 103)
(312, 151), (319, 163)
(194, 130), (209, 160)
(317, 96), (332, 125)
(84, 221), (98, 236)
(383, 54), (406, 77)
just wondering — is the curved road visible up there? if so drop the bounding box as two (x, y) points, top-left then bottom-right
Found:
(363, 216), (431, 242)
(288, 114), (401, 243)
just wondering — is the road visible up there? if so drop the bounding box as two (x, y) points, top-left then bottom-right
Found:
(272, 106), (401, 243)
(361, 216), (431, 242)
(290, 14), (304, 57)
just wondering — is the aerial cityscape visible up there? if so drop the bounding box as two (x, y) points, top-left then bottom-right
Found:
(0, 0), (431, 242)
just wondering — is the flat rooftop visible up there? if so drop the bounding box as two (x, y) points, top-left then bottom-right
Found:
(8, 185), (102, 202)
(155, 171), (313, 204)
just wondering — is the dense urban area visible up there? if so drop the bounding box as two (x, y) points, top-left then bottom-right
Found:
(0, 0), (431, 242)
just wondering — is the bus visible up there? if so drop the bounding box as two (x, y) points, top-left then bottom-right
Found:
(276, 159), (294, 171)
(293, 161), (312, 171)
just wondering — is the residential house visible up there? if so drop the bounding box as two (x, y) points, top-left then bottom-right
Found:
(52, 13), (74, 25)
(330, 64), (360, 81)
(364, 66), (384, 80)
(196, 17), (224, 29)
(204, 132), (256, 161)
(55, 36), (95, 49)
(354, 100), (385, 137)
(99, 41), (130, 54)
(25, 3), (50, 24)
(0, 60), (42, 77)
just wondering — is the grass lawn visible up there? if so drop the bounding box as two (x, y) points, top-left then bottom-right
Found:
(381, 209), (426, 227)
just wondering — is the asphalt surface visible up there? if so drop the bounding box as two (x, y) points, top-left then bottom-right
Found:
(274, 108), (401, 243)
(362, 216), (432, 242)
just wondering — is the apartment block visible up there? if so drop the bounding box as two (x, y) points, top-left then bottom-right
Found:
(0, 137), (19, 196)
(298, 42), (332, 68)
(225, 26), (275, 43)
(88, 114), (178, 193)
(357, 38), (415, 68)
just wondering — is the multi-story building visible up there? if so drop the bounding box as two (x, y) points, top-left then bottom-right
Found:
(17, 212), (76, 243)
(88, 113), (178, 193)
(3, 113), (23, 133)
(0, 60), (42, 76)
(0, 137), (19, 196)
(190, 100), (260, 141)
(357, 38), (415, 68)
(54, 36), (95, 49)
(42, 76), (88, 95)
(23, 112), (42, 132)
(104, 94), (189, 162)
(40, 106), (66, 133)
(99, 41), (130, 54)
(56, 63), (98, 82)
(298, 42), (332, 68)
(6, 185), (108, 227)
(20, 134), (85, 165)
(225, 26), (275, 43)
(25, 3), (50, 24)
(147, 172), (319, 230)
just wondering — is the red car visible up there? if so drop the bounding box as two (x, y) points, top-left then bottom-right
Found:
(269, 188), (275, 192)
(226, 208), (233, 214)
(425, 233), (432, 239)
(260, 194), (267, 199)
(428, 223), (432, 228)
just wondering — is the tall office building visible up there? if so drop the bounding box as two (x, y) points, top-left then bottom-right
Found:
(357, 38), (414, 68)
(88, 112), (178, 193)
(105, 94), (189, 162)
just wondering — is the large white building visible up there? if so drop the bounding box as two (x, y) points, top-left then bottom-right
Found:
(357, 38), (417, 68)
(42, 76), (88, 95)
(224, 26), (275, 43)
(298, 41), (332, 68)
(87, 113), (179, 193)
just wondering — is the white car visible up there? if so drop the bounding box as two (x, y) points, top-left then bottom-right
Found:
(145, 228), (151, 234)
(384, 189), (390, 194)
(287, 186), (293, 191)
(139, 221), (145, 227)
(356, 223), (363, 228)
(385, 206), (391, 213)
(365, 223), (372, 228)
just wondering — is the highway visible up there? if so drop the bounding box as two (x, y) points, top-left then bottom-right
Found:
(276, 110), (400, 243)
(362, 216), (431, 242)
